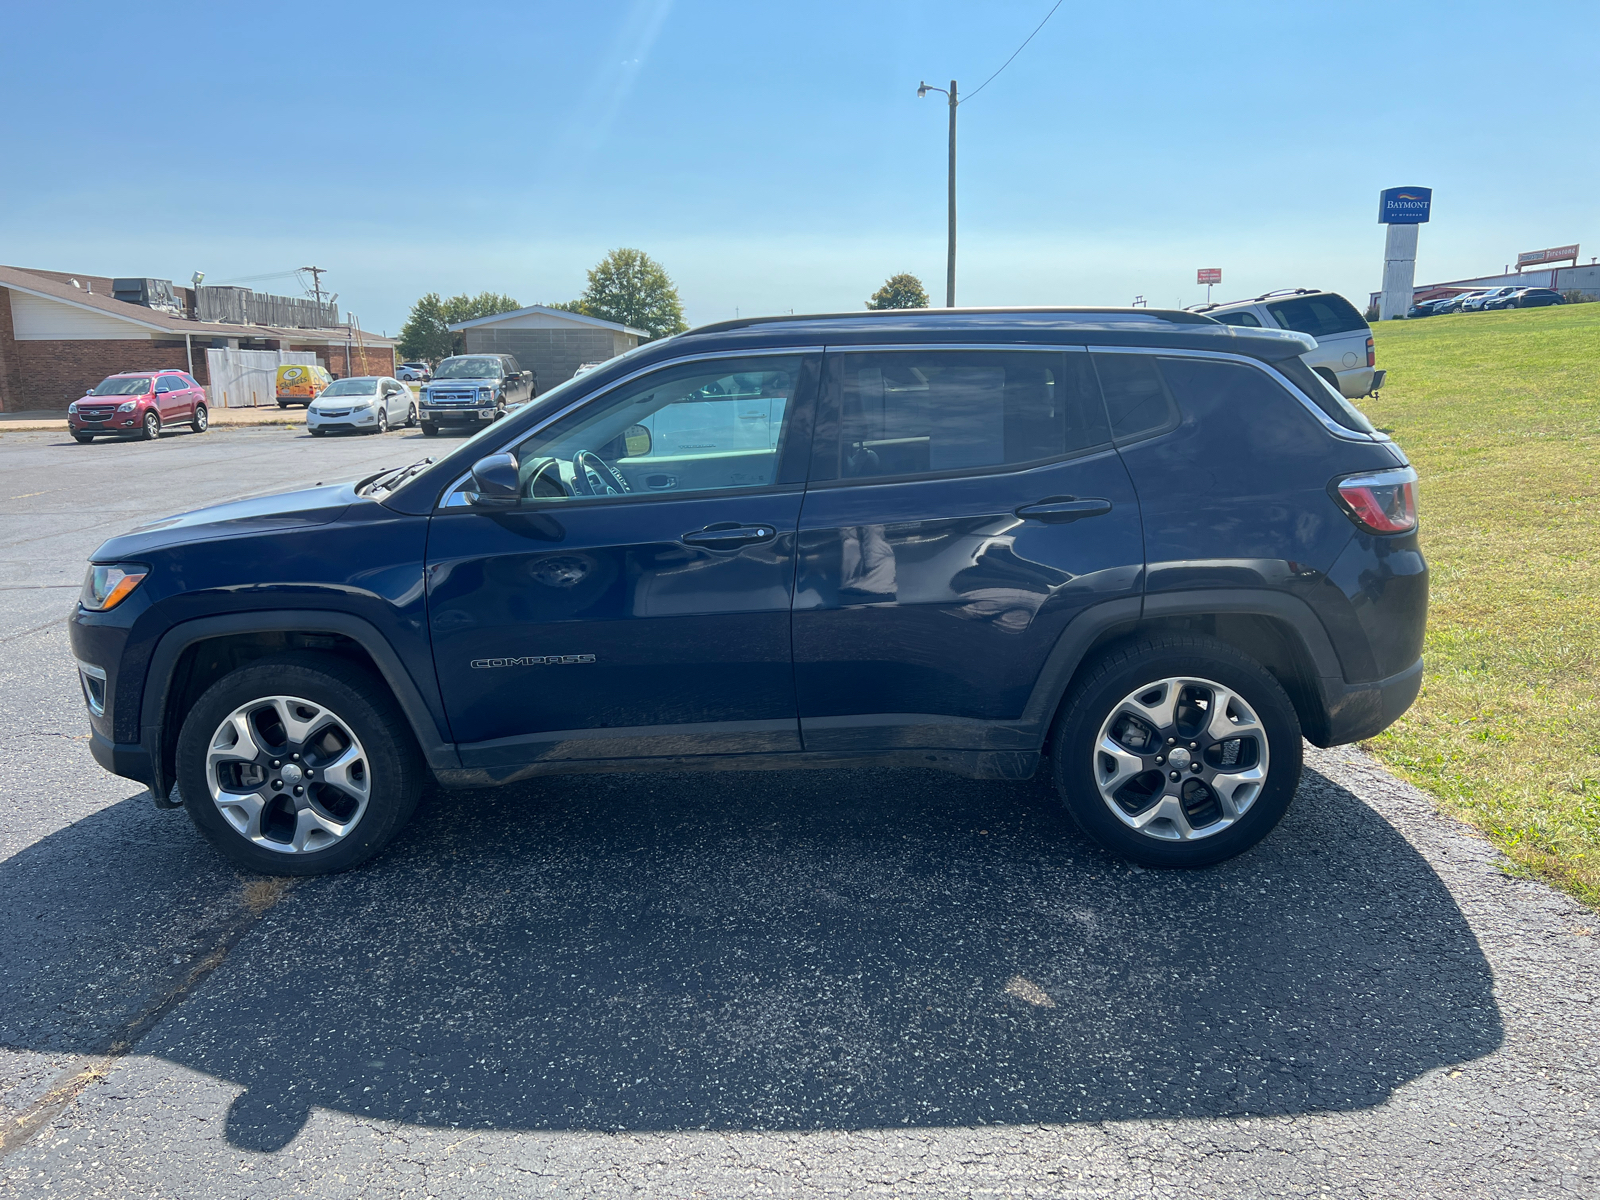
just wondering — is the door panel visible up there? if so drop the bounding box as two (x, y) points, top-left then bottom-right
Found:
(792, 347), (1143, 750)
(426, 352), (819, 767)
(428, 491), (805, 765)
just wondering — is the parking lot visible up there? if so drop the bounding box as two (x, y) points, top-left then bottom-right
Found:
(1, 425), (1596, 1197)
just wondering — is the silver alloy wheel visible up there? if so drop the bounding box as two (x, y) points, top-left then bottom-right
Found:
(193, 405), (208, 431)
(1093, 676), (1269, 842)
(205, 694), (371, 854)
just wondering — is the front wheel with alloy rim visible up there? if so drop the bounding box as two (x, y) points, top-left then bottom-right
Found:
(191, 403), (208, 433)
(175, 654), (423, 874)
(405, 403), (416, 427)
(141, 410), (161, 440)
(375, 407), (389, 434)
(1051, 635), (1302, 868)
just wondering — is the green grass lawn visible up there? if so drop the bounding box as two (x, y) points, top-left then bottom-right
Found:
(1360, 301), (1600, 908)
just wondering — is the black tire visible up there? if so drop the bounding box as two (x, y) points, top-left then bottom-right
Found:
(421, 422), (438, 437)
(141, 410), (161, 441)
(175, 653), (424, 876)
(73, 434), (95, 444)
(311, 428), (327, 437)
(278, 401), (291, 409)
(405, 403), (416, 428)
(1050, 634), (1302, 868)
(191, 403), (209, 434)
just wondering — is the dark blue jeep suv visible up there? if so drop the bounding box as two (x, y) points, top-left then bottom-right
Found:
(69, 309), (1426, 874)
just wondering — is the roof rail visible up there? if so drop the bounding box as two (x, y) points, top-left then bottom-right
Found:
(687, 305), (1216, 336)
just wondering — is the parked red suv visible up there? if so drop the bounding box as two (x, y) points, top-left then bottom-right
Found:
(68, 371), (209, 443)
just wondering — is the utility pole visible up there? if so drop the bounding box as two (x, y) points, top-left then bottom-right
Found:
(301, 266), (327, 318)
(917, 81), (959, 308)
(945, 79), (957, 308)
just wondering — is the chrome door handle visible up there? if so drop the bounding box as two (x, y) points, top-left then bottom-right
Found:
(1015, 497), (1113, 523)
(681, 524), (777, 548)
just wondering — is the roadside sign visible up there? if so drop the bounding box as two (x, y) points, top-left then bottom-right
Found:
(1379, 186), (1431, 224)
(1197, 268), (1222, 285)
(1516, 245), (1579, 269)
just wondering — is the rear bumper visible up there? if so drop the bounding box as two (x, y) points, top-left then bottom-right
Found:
(1312, 657), (1423, 746)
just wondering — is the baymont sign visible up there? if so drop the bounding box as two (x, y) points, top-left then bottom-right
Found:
(1379, 186), (1432, 225)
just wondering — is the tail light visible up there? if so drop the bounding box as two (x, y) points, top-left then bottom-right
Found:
(1366, 336), (1375, 368)
(1333, 467), (1417, 534)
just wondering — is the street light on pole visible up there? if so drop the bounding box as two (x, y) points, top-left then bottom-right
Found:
(917, 80), (958, 308)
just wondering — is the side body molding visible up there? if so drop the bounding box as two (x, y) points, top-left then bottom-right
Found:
(139, 610), (460, 804)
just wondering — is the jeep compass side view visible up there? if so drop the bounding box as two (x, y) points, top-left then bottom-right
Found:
(69, 309), (1426, 874)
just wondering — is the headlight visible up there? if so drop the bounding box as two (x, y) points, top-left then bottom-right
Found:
(479, 388), (493, 401)
(68, 402), (78, 413)
(81, 563), (148, 612)
(117, 401), (138, 412)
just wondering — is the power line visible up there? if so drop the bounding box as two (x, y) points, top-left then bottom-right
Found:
(959, 0), (1066, 105)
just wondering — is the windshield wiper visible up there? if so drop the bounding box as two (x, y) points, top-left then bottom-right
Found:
(359, 457), (435, 496)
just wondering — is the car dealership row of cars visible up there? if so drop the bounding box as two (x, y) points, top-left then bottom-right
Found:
(1407, 285), (1566, 317)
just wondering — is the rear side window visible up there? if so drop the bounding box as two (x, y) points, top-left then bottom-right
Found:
(1266, 294), (1367, 338)
(823, 350), (1109, 480)
(1091, 353), (1179, 443)
(1214, 310), (1262, 328)
(1268, 356), (1378, 434)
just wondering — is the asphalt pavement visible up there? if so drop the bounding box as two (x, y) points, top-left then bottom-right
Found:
(0, 424), (1596, 1198)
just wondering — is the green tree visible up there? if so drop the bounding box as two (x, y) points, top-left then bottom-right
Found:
(569, 248), (687, 340)
(397, 291), (521, 361)
(866, 273), (930, 310)
(396, 292), (453, 362)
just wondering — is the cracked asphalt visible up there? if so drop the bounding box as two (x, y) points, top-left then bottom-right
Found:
(1, 424), (1597, 1198)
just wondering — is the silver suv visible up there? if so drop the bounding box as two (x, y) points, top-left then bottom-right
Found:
(1191, 290), (1380, 399)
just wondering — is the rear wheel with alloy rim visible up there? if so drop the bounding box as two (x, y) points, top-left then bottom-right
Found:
(175, 654), (423, 875)
(1051, 634), (1301, 867)
(191, 403), (208, 433)
(142, 410), (161, 440)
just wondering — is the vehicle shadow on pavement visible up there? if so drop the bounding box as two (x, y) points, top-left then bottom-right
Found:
(2, 763), (1502, 1151)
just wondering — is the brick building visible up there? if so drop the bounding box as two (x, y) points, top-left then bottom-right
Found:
(0, 265), (396, 413)
(447, 305), (644, 391)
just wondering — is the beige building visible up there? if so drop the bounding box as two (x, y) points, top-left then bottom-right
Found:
(448, 306), (644, 391)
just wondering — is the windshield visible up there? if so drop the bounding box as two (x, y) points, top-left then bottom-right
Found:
(319, 379), (378, 397)
(91, 376), (153, 396)
(434, 357), (503, 380)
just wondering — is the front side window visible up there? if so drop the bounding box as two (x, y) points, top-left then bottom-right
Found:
(823, 350), (1108, 481)
(1215, 310), (1262, 328)
(157, 374), (184, 392)
(503, 356), (803, 502)
(434, 356), (503, 380)
(91, 376), (154, 396)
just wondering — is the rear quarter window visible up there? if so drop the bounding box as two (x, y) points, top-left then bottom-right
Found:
(1090, 353), (1180, 443)
(1214, 310), (1263, 328)
(1266, 294), (1367, 338)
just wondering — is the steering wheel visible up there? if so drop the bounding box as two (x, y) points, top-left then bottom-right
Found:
(573, 449), (631, 497)
(522, 456), (571, 500)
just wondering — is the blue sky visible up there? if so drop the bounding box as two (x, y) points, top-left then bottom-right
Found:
(3, 1), (1596, 333)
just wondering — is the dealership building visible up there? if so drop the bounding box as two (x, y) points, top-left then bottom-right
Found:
(1369, 246), (1600, 311)
(0, 265), (395, 413)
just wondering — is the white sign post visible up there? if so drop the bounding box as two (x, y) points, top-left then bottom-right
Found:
(1377, 187), (1432, 321)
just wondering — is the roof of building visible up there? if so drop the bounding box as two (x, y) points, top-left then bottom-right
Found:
(0, 265), (395, 346)
(446, 304), (647, 337)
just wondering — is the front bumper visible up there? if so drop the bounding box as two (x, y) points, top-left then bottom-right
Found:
(308, 408), (381, 432)
(421, 405), (497, 425)
(69, 412), (142, 434)
(1311, 657), (1423, 746)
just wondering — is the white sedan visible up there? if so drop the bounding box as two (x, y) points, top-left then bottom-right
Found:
(307, 377), (417, 436)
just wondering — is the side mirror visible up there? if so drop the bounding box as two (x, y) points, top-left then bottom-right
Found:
(623, 423), (652, 457)
(468, 453), (520, 505)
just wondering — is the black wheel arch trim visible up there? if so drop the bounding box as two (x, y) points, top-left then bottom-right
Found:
(1022, 588), (1350, 749)
(138, 610), (459, 805)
